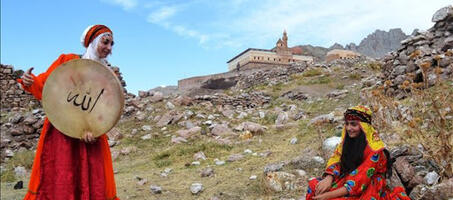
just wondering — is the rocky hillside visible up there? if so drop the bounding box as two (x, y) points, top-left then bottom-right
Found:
(295, 28), (408, 61)
(344, 28), (409, 58)
(292, 45), (329, 62)
(1, 5), (452, 200)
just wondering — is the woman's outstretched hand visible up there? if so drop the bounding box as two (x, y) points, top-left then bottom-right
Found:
(21, 67), (34, 87)
(315, 175), (333, 196)
(82, 131), (96, 143)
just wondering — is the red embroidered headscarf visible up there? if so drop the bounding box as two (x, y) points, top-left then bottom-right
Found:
(80, 25), (113, 48)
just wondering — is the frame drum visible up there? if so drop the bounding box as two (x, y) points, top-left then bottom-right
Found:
(42, 59), (124, 139)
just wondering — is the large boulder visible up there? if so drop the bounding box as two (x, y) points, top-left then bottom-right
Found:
(431, 5), (453, 22)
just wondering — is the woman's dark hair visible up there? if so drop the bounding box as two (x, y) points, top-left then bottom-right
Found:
(340, 130), (367, 175)
(340, 130), (394, 177)
(383, 148), (393, 178)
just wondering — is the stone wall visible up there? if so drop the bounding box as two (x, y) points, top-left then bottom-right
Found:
(178, 71), (241, 91)
(240, 62), (289, 71)
(178, 62), (310, 92)
(380, 5), (453, 98)
(0, 64), (40, 111)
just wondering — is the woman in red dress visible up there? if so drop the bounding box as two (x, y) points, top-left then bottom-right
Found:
(18, 24), (119, 200)
(306, 105), (410, 200)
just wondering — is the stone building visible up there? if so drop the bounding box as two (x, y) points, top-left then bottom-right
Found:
(227, 31), (314, 71)
(325, 49), (361, 62)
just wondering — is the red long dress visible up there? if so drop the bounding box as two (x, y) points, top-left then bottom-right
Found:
(306, 145), (410, 200)
(18, 54), (119, 200)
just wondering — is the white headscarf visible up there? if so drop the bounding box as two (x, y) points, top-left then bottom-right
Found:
(82, 32), (112, 66)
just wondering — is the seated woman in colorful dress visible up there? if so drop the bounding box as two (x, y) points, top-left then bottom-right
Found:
(306, 105), (410, 200)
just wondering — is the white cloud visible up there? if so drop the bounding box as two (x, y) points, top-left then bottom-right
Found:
(105, 0), (453, 48)
(147, 6), (179, 23)
(220, 0), (452, 47)
(101, 0), (137, 10)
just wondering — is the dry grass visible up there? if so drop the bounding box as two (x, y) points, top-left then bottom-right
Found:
(365, 70), (453, 178)
(111, 121), (321, 199)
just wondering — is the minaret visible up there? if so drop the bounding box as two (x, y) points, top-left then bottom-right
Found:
(282, 30), (288, 48)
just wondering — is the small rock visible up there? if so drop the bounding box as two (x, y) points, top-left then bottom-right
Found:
(32, 109), (42, 115)
(394, 157), (415, 183)
(249, 175), (257, 180)
(201, 167), (214, 177)
(309, 113), (334, 125)
(290, 137), (298, 144)
(150, 185), (162, 194)
(221, 110), (235, 119)
(244, 149), (253, 154)
(237, 112), (248, 119)
(214, 159), (225, 166)
(191, 161), (201, 166)
(14, 181), (23, 190)
(171, 136), (188, 144)
(196, 113), (206, 119)
(150, 92), (164, 102)
(173, 95), (193, 106)
(423, 171), (440, 185)
(141, 125), (152, 131)
(312, 156), (325, 165)
(264, 163), (285, 173)
(177, 126), (201, 139)
(14, 166), (27, 177)
(194, 151), (207, 161)
(135, 111), (146, 121)
(210, 124), (232, 136)
(264, 171), (297, 192)
(141, 134), (152, 140)
(296, 170), (307, 177)
(322, 136), (341, 154)
(23, 115), (37, 125)
(259, 111), (266, 118)
(5, 149), (14, 157)
(9, 114), (23, 124)
(190, 183), (203, 195)
(259, 151), (272, 157)
(227, 154), (244, 162)
(138, 90), (148, 98)
(120, 146), (137, 155)
(137, 178), (148, 186)
(166, 102), (175, 110)
(275, 112), (289, 125)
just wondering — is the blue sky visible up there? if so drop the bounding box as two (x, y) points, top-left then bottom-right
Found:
(2, 0), (451, 94)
